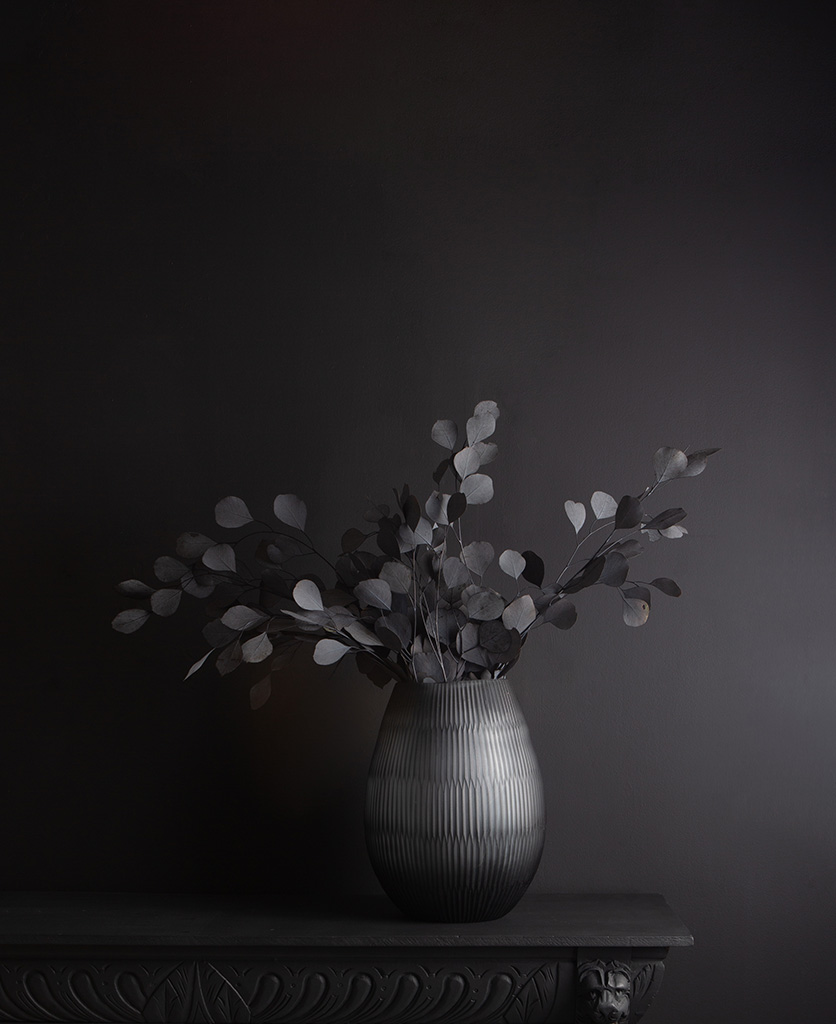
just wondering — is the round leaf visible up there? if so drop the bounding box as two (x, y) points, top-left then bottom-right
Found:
(293, 579), (324, 611)
(154, 556), (186, 583)
(442, 556), (470, 588)
(431, 419), (458, 450)
(681, 447), (720, 477)
(355, 578), (392, 610)
(201, 543), (236, 573)
(564, 500), (586, 533)
(614, 495), (643, 530)
(472, 441), (498, 465)
(599, 552), (629, 587)
(543, 598), (577, 630)
(150, 588), (181, 616)
(622, 596), (650, 627)
(116, 579), (155, 597)
(653, 447), (688, 483)
(214, 496), (254, 529)
(465, 588), (505, 621)
(466, 413), (496, 445)
(221, 605), (270, 631)
(461, 473), (494, 505)
(242, 631), (273, 664)
(591, 491), (618, 519)
(499, 549), (525, 580)
(644, 508), (687, 531)
(111, 608), (150, 634)
(313, 638), (351, 665)
(425, 491), (450, 526)
(502, 594), (537, 633)
(479, 619), (512, 653)
(273, 494), (308, 532)
(447, 491), (467, 522)
(379, 560), (412, 594)
(521, 550), (545, 587)
(176, 533), (216, 558)
(249, 676), (272, 710)
(461, 540), (494, 576)
(650, 577), (682, 597)
(453, 446), (481, 480)
(473, 400), (499, 420)
(341, 528), (366, 553)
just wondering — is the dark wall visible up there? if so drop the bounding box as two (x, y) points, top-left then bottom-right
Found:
(3, 3), (835, 1021)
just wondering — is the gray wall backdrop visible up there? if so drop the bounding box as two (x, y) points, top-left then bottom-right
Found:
(3, 3), (835, 1021)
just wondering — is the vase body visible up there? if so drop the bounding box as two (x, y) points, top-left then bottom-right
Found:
(364, 676), (546, 922)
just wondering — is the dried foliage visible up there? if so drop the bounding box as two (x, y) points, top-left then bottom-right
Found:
(112, 402), (718, 704)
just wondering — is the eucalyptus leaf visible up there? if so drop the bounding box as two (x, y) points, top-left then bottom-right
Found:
(180, 571), (216, 599)
(599, 552), (629, 587)
(249, 676), (272, 710)
(413, 517), (435, 546)
(376, 524), (400, 557)
(216, 640), (243, 676)
(622, 595), (650, 627)
(184, 650), (212, 680)
(660, 524), (688, 539)
(447, 492), (467, 522)
(591, 491), (618, 519)
(609, 538), (643, 559)
(214, 496), (254, 529)
(154, 556), (186, 583)
(461, 541), (494, 576)
(376, 613), (412, 649)
(432, 458), (451, 485)
(653, 447), (688, 483)
(473, 400), (499, 420)
(355, 578), (392, 610)
(442, 556), (470, 588)
(176, 533), (216, 559)
(562, 555), (605, 594)
(650, 577), (682, 597)
(644, 508), (687, 531)
(242, 631), (273, 664)
(465, 588), (505, 621)
(202, 619), (239, 649)
(479, 619), (512, 653)
(313, 638), (350, 665)
(117, 579), (155, 597)
(111, 608), (150, 634)
(521, 550), (545, 587)
(379, 560), (412, 595)
(341, 528), (366, 553)
(273, 494), (307, 532)
(293, 579), (324, 611)
(461, 473), (493, 505)
(681, 447), (720, 477)
(472, 441), (498, 465)
(499, 549), (525, 580)
(201, 544), (236, 573)
(431, 419), (458, 450)
(543, 598), (577, 630)
(221, 605), (270, 631)
(453, 446), (481, 479)
(564, 500), (586, 533)
(355, 651), (396, 688)
(404, 495), (421, 531)
(151, 588), (182, 616)
(502, 594), (536, 633)
(466, 413), (496, 445)
(345, 620), (381, 647)
(413, 651), (444, 680)
(614, 495), (642, 530)
(425, 491), (450, 526)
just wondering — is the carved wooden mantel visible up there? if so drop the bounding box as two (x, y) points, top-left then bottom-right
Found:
(0, 892), (692, 1023)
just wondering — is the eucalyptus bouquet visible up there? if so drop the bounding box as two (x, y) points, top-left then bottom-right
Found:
(113, 401), (717, 708)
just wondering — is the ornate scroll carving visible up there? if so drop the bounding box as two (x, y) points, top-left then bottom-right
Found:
(630, 960), (665, 1022)
(575, 960), (631, 1024)
(0, 959), (562, 1023)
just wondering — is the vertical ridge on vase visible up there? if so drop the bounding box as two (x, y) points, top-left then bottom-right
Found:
(364, 676), (546, 922)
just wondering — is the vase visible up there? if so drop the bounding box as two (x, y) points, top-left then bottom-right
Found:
(364, 675), (546, 922)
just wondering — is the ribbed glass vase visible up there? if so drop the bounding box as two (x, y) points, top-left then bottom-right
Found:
(364, 675), (546, 922)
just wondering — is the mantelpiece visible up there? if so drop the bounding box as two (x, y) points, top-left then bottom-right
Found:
(0, 891), (692, 1023)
